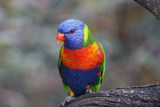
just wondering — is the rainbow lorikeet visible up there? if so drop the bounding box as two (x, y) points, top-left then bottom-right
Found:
(56, 19), (105, 105)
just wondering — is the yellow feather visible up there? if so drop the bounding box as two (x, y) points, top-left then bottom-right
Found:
(83, 24), (89, 44)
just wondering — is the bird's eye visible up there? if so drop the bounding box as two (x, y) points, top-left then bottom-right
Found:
(70, 29), (75, 34)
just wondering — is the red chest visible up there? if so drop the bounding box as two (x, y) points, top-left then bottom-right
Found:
(61, 42), (103, 70)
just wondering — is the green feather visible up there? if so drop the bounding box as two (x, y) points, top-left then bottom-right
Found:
(90, 42), (105, 92)
(58, 45), (70, 95)
(83, 24), (95, 47)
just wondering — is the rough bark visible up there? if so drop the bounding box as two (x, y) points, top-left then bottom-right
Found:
(60, 82), (160, 107)
(135, 0), (160, 20)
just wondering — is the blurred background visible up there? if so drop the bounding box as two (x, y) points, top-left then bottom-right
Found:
(0, 0), (160, 107)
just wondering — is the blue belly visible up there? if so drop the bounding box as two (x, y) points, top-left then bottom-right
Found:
(61, 64), (100, 96)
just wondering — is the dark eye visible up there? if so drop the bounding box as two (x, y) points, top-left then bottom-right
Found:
(70, 29), (75, 34)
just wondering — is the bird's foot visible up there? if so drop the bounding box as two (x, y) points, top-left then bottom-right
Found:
(85, 89), (93, 94)
(61, 96), (75, 107)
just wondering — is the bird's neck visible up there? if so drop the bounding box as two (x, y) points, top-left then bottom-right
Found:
(83, 25), (95, 47)
(64, 39), (84, 50)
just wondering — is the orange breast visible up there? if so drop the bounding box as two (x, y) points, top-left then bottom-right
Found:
(61, 42), (103, 70)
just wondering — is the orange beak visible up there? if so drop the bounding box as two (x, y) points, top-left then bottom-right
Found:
(56, 32), (65, 43)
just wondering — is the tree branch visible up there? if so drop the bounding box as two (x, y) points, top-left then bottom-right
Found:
(61, 82), (160, 107)
(135, 0), (160, 20)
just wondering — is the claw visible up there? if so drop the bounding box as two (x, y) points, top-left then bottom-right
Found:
(85, 89), (93, 94)
(61, 96), (75, 107)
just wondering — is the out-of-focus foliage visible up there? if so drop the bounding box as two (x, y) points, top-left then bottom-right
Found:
(0, 0), (160, 107)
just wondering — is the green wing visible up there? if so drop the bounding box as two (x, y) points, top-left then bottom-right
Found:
(98, 42), (105, 83)
(90, 42), (105, 92)
(58, 45), (70, 95)
(58, 47), (62, 76)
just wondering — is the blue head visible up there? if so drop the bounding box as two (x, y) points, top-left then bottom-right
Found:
(57, 19), (85, 50)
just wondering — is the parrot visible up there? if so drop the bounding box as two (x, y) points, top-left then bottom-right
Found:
(56, 19), (105, 106)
